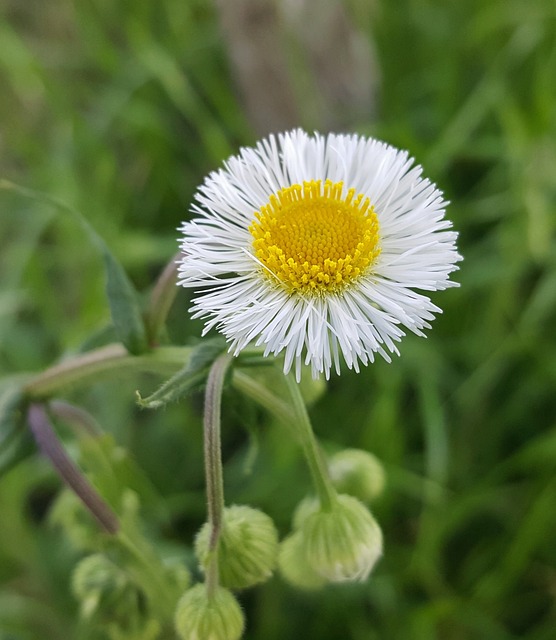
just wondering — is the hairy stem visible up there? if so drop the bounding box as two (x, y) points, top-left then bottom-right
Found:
(203, 353), (233, 598)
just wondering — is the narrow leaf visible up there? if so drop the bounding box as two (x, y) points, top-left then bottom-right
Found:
(102, 248), (148, 355)
(0, 180), (148, 355)
(137, 338), (226, 409)
(0, 382), (35, 477)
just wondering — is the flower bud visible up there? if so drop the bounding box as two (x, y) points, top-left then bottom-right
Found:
(71, 553), (140, 621)
(291, 496), (319, 530)
(162, 560), (191, 601)
(278, 532), (325, 590)
(300, 494), (383, 583)
(174, 584), (244, 640)
(49, 488), (98, 550)
(328, 449), (386, 503)
(195, 505), (279, 590)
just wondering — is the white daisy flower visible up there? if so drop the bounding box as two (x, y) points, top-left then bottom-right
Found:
(177, 129), (461, 380)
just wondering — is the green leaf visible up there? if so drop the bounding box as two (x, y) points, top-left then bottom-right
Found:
(136, 338), (227, 409)
(102, 248), (148, 355)
(0, 382), (35, 477)
(0, 180), (148, 355)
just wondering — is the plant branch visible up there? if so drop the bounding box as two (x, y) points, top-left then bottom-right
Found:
(27, 404), (119, 533)
(232, 369), (295, 425)
(23, 344), (191, 399)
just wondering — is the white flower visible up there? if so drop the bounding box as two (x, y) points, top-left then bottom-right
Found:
(177, 129), (461, 379)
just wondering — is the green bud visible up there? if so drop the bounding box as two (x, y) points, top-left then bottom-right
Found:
(163, 561), (191, 595)
(300, 494), (383, 583)
(328, 449), (386, 503)
(49, 488), (98, 550)
(71, 553), (141, 621)
(174, 584), (244, 640)
(291, 496), (320, 530)
(278, 532), (326, 590)
(195, 505), (279, 590)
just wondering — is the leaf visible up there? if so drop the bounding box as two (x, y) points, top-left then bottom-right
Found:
(136, 338), (227, 409)
(0, 180), (148, 355)
(102, 247), (148, 355)
(0, 382), (35, 477)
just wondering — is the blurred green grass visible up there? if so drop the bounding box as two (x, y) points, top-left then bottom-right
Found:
(1, 0), (555, 638)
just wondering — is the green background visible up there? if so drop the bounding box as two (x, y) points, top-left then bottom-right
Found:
(1, 0), (555, 638)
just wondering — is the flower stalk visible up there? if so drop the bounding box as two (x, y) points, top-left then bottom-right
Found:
(203, 353), (233, 598)
(231, 369), (294, 425)
(283, 373), (337, 512)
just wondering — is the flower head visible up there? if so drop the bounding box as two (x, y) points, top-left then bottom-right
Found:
(278, 531), (326, 590)
(174, 584), (244, 640)
(195, 505), (279, 590)
(299, 494), (383, 583)
(178, 130), (461, 379)
(328, 448), (386, 503)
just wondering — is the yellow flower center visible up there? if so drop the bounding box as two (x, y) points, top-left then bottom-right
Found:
(249, 180), (381, 295)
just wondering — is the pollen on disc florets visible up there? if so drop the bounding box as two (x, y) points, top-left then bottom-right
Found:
(249, 180), (381, 295)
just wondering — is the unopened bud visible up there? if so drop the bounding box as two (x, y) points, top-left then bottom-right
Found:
(278, 532), (325, 590)
(174, 584), (244, 640)
(195, 505), (279, 590)
(292, 496), (319, 530)
(328, 449), (386, 503)
(163, 561), (191, 596)
(71, 553), (140, 621)
(300, 494), (383, 583)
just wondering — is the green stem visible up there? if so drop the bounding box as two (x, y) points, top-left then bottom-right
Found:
(27, 404), (119, 533)
(117, 530), (177, 621)
(203, 353), (232, 598)
(283, 372), (337, 512)
(23, 344), (191, 399)
(232, 370), (295, 425)
(144, 252), (181, 347)
(48, 400), (102, 437)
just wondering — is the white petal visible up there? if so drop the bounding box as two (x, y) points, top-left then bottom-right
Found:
(177, 129), (461, 378)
